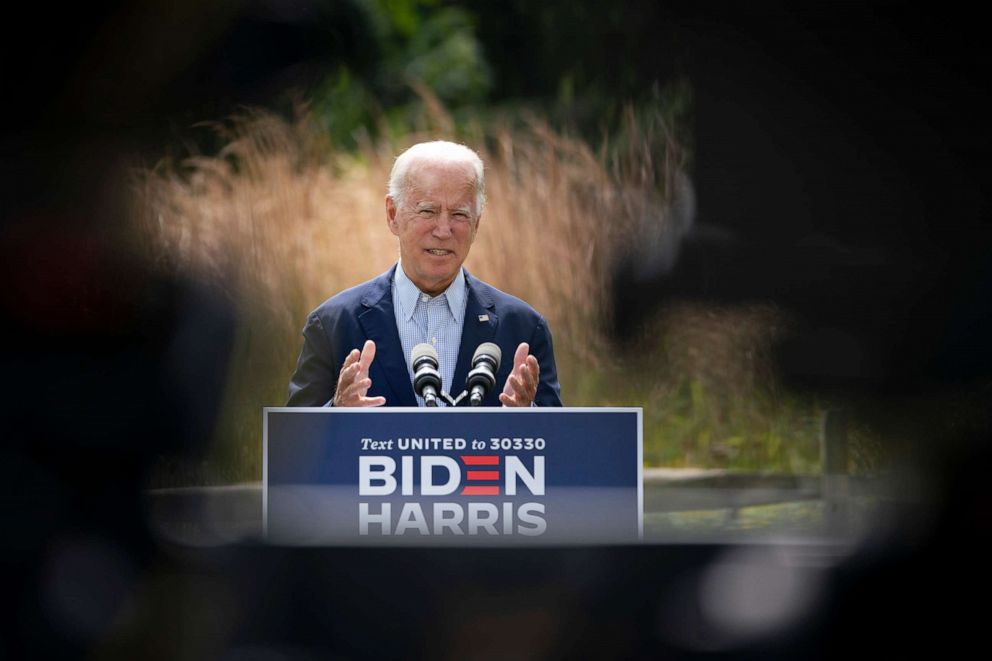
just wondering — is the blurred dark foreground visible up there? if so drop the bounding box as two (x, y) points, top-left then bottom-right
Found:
(2, 1), (990, 659)
(5, 533), (990, 659)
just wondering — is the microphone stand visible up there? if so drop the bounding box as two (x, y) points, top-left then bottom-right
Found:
(439, 390), (468, 407)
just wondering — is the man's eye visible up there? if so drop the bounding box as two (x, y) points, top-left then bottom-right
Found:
(418, 209), (435, 216)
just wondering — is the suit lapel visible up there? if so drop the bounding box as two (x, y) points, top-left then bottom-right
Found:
(358, 266), (418, 407)
(452, 272), (498, 400)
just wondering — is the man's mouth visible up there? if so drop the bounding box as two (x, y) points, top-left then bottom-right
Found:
(425, 249), (453, 256)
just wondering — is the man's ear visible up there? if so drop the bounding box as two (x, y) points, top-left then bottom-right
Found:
(385, 195), (399, 236)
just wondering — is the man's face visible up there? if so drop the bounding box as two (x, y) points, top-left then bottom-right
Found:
(386, 160), (481, 296)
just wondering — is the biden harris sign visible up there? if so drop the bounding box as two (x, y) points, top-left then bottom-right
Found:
(263, 407), (642, 545)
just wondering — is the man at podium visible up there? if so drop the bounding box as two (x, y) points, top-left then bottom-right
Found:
(287, 141), (563, 408)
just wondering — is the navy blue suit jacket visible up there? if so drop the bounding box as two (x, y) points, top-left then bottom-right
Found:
(287, 265), (563, 407)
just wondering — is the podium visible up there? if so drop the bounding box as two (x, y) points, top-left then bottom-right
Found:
(264, 407), (642, 545)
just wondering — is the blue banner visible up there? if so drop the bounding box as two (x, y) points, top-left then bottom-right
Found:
(264, 407), (642, 545)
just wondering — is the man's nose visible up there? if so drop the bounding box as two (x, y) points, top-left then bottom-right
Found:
(432, 212), (453, 238)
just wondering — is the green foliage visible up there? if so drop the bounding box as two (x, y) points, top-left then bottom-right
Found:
(641, 378), (822, 473)
(556, 359), (823, 475)
(308, 0), (492, 147)
(310, 65), (379, 149)
(559, 305), (826, 475)
(396, 6), (491, 102)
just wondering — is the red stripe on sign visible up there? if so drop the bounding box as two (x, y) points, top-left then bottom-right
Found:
(461, 455), (499, 465)
(460, 486), (500, 496)
(466, 470), (499, 481)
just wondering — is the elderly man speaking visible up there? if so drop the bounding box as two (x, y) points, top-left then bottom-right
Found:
(287, 141), (563, 408)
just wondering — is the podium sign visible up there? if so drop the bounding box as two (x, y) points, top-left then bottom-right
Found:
(264, 407), (642, 545)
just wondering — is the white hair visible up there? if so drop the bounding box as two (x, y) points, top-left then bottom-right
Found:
(388, 141), (486, 213)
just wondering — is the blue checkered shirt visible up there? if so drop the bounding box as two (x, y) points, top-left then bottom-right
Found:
(393, 262), (468, 406)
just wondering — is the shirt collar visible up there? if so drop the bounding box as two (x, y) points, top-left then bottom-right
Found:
(394, 261), (466, 324)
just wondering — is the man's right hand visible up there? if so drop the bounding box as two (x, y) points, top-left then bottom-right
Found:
(332, 340), (386, 407)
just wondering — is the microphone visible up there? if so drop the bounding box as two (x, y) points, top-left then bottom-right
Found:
(467, 342), (501, 406)
(411, 343), (442, 407)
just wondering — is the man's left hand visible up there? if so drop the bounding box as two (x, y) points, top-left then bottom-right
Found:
(499, 342), (539, 407)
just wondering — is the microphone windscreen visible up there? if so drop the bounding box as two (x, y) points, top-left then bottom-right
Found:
(412, 342), (439, 364)
(473, 342), (501, 369)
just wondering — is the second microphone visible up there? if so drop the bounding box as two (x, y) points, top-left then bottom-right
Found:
(411, 343), (442, 406)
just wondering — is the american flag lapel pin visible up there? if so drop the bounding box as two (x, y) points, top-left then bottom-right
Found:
(478, 314), (489, 322)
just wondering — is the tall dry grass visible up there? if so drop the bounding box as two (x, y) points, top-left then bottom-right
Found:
(132, 106), (822, 484)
